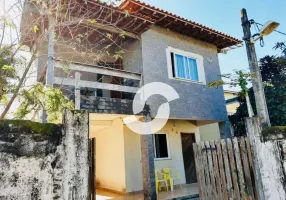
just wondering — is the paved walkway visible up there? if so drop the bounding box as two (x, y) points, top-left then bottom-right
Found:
(96, 183), (199, 200)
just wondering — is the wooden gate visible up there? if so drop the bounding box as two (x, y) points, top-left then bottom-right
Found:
(193, 137), (259, 200)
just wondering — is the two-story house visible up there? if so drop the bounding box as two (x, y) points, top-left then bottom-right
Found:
(21, 0), (242, 196)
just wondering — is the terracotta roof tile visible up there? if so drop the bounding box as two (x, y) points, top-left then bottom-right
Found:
(119, 0), (243, 49)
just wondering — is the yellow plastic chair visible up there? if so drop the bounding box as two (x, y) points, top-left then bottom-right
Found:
(162, 168), (182, 191)
(155, 170), (169, 193)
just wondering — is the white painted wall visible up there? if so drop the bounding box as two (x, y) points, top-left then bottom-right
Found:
(94, 118), (221, 193)
(124, 119), (205, 193)
(94, 118), (127, 193)
(199, 123), (221, 141)
(123, 125), (143, 193)
(153, 120), (199, 185)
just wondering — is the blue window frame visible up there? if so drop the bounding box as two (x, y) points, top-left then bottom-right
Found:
(172, 52), (199, 81)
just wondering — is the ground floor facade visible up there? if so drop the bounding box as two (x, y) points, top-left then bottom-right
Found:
(89, 113), (221, 194)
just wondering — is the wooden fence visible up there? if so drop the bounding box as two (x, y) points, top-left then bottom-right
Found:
(193, 137), (259, 200)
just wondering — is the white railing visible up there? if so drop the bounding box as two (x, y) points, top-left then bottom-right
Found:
(52, 61), (141, 109)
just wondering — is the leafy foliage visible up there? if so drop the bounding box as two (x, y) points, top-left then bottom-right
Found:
(231, 54), (286, 136)
(0, 0), (131, 120)
(0, 46), (17, 101)
(209, 42), (286, 136)
(259, 55), (286, 84)
(208, 70), (255, 97)
(274, 42), (286, 56)
(14, 83), (74, 122)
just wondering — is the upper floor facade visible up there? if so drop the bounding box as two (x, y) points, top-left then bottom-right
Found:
(21, 0), (242, 123)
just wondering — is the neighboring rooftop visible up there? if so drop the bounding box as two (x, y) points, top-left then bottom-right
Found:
(224, 90), (239, 94)
(119, 0), (243, 50)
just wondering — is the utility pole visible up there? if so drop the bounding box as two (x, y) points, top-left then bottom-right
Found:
(241, 8), (271, 127)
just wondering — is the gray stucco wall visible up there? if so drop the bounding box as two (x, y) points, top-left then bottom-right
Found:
(139, 26), (228, 121)
(122, 40), (143, 74)
(0, 110), (89, 200)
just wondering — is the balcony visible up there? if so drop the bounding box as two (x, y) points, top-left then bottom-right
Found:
(52, 61), (148, 114)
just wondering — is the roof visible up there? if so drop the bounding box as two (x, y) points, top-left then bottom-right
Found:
(22, 0), (242, 51)
(119, 0), (243, 50)
(21, 0), (155, 46)
(224, 90), (239, 94)
(83, 0), (154, 35)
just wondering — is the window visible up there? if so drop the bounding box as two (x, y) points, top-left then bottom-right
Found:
(166, 46), (205, 83)
(153, 134), (170, 159)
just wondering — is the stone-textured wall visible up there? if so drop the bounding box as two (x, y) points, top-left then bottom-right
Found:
(81, 96), (150, 115)
(140, 26), (229, 122)
(246, 118), (286, 200)
(0, 110), (89, 200)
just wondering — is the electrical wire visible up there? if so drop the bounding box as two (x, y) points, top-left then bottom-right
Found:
(250, 20), (265, 47)
(254, 21), (286, 36)
(260, 37), (265, 47)
(250, 19), (285, 47)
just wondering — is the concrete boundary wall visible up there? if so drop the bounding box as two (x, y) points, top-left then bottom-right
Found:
(0, 110), (89, 200)
(246, 118), (286, 200)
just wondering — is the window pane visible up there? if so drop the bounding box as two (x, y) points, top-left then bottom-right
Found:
(154, 134), (169, 158)
(188, 58), (199, 81)
(174, 53), (199, 81)
(175, 54), (186, 79)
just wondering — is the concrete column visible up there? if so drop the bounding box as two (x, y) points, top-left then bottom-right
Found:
(75, 72), (81, 110)
(140, 114), (157, 200)
(42, 15), (55, 122)
(246, 117), (286, 200)
(46, 16), (55, 86)
(219, 120), (231, 138)
(62, 110), (89, 199)
(245, 117), (265, 200)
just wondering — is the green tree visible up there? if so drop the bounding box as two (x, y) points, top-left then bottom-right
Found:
(0, 0), (127, 121)
(0, 46), (17, 100)
(231, 50), (286, 136)
(14, 83), (74, 122)
(209, 41), (286, 136)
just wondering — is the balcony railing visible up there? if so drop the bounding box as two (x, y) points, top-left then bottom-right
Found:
(52, 60), (141, 109)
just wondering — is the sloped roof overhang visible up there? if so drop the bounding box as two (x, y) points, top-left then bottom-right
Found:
(119, 0), (243, 51)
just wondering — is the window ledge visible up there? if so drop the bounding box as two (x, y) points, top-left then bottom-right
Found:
(171, 77), (206, 85)
(154, 157), (172, 161)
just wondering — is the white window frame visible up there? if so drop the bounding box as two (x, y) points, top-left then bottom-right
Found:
(153, 133), (171, 160)
(166, 46), (206, 84)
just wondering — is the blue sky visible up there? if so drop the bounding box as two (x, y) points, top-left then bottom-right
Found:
(135, 0), (286, 91)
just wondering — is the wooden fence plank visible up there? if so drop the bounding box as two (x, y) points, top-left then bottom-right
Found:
(210, 141), (222, 200)
(198, 143), (208, 199)
(194, 137), (258, 200)
(206, 141), (218, 200)
(239, 137), (255, 199)
(245, 138), (259, 200)
(193, 143), (205, 200)
(233, 138), (245, 199)
(215, 140), (228, 200)
(202, 142), (212, 199)
(221, 139), (234, 199)
(226, 138), (240, 200)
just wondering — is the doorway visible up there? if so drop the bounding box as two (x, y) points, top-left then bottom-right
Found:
(181, 133), (197, 184)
